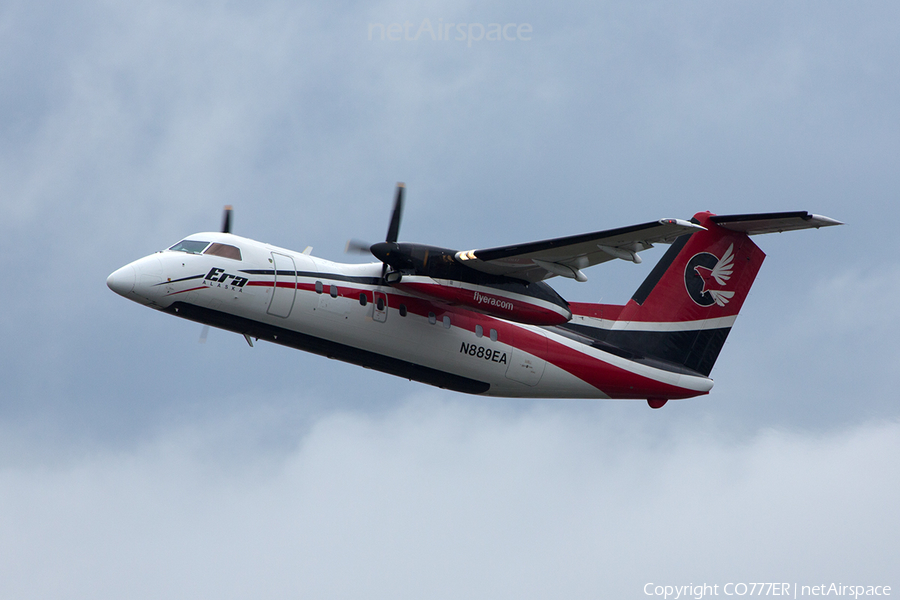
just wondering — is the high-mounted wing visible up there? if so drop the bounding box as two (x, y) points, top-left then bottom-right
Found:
(455, 219), (705, 282)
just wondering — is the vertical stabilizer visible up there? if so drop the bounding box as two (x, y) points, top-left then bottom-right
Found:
(604, 212), (766, 375)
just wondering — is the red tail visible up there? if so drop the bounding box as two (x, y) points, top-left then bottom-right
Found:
(581, 212), (765, 376)
(623, 211), (766, 324)
(564, 210), (839, 378)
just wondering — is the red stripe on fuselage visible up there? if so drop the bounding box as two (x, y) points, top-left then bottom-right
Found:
(242, 277), (704, 399)
(395, 281), (570, 326)
(166, 286), (208, 296)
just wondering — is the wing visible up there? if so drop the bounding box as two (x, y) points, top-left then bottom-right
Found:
(454, 219), (705, 282)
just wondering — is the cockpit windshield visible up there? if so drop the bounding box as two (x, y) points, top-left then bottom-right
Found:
(168, 240), (211, 254)
(203, 242), (242, 261)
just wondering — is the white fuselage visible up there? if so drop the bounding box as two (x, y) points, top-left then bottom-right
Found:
(107, 232), (714, 400)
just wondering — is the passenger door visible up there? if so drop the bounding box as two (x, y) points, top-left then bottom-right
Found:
(267, 252), (297, 318)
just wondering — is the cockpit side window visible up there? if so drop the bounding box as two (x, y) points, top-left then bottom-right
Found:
(168, 240), (211, 254)
(203, 243), (242, 261)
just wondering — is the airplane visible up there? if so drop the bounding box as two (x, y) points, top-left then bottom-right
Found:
(107, 184), (842, 408)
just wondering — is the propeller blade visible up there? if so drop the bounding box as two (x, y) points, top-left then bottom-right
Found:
(221, 205), (233, 234)
(199, 325), (210, 344)
(347, 183), (406, 284)
(385, 183), (404, 244)
(345, 238), (373, 254)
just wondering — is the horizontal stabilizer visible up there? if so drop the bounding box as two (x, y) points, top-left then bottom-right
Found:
(710, 211), (843, 235)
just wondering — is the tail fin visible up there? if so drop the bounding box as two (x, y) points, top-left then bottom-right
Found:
(563, 211), (840, 377)
(602, 211), (766, 376)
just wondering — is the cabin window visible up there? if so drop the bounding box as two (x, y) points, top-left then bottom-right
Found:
(376, 297), (385, 311)
(203, 242), (242, 261)
(475, 325), (483, 338)
(490, 328), (498, 342)
(315, 281), (323, 294)
(428, 312), (436, 325)
(359, 293), (367, 306)
(168, 240), (210, 254)
(442, 316), (451, 329)
(399, 304), (407, 317)
(330, 284), (338, 298)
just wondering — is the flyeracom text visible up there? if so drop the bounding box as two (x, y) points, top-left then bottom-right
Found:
(644, 583), (891, 600)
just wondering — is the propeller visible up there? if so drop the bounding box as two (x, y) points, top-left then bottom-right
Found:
(345, 239), (373, 254)
(346, 183), (406, 283)
(376, 182), (404, 281)
(199, 205), (233, 343)
(385, 183), (404, 244)
(221, 205), (233, 234)
(197, 204), (237, 345)
(369, 183), (406, 283)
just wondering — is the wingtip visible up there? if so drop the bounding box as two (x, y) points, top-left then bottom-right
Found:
(809, 214), (844, 227)
(660, 218), (707, 231)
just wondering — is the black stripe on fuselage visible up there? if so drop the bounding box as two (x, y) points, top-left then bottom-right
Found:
(555, 322), (730, 377)
(164, 301), (491, 395)
(239, 269), (382, 286)
(241, 268), (570, 313)
(153, 274), (205, 286)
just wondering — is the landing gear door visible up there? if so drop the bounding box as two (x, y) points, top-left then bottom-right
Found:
(373, 290), (388, 323)
(268, 252), (297, 318)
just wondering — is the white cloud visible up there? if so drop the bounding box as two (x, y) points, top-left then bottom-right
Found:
(1, 399), (896, 599)
(794, 265), (900, 337)
(711, 261), (900, 424)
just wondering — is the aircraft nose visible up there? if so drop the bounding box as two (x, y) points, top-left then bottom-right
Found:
(107, 265), (136, 297)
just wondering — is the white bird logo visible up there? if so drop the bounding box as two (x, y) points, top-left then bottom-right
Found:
(692, 243), (736, 306)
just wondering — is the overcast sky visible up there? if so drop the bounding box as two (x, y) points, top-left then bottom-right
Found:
(1, 1), (898, 598)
